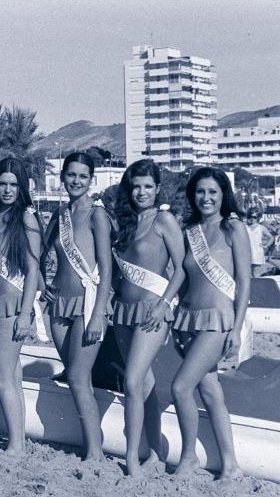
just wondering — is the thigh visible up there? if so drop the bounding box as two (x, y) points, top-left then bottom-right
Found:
(0, 316), (22, 378)
(50, 317), (72, 365)
(174, 330), (226, 389)
(114, 324), (133, 363)
(126, 321), (169, 382)
(67, 316), (102, 379)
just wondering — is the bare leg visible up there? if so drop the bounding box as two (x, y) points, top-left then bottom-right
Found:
(198, 373), (240, 480)
(172, 330), (240, 478)
(67, 316), (104, 461)
(115, 322), (168, 477)
(115, 325), (164, 471)
(0, 316), (25, 456)
(15, 359), (25, 447)
(50, 316), (71, 368)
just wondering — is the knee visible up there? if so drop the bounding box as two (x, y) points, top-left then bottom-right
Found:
(0, 375), (16, 393)
(172, 378), (192, 403)
(124, 374), (143, 398)
(67, 369), (86, 392)
(198, 379), (224, 409)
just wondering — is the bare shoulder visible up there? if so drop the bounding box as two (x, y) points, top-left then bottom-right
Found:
(91, 205), (110, 228)
(23, 209), (40, 230)
(227, 218), (248, 243)
(156, 210), (177, 226)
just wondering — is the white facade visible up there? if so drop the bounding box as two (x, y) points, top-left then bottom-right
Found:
(216, 117), (280, 169)
(125, 45), (217, 171)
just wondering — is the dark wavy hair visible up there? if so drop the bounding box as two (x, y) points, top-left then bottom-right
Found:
(115, 159), (161, 252)
(0, 157), (41, 277)
(60, 152), (95, 180)
(186, 167), (242, 225)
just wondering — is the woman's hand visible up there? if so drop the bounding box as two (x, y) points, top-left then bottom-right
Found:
(13, 312), (33, 341)
(141, 300), (168, 333)
(39, 284), (58, 303)
(85, 314), (108, 345)
(223, 329), (241, 363)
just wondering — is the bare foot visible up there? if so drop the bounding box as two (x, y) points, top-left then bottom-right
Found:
(82, 452), (106, 463)
(175, 456), (200, 476)
(4, 447), (25, 458)
(218, 466), (243, 482)
(127, 456), (144, 479)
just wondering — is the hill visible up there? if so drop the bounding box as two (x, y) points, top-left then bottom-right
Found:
(32, 121), (125, 158)
(218, 105), (280, 128)
(32, 105), (280, 159)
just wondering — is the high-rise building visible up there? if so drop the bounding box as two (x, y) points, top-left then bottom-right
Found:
(124, 45), (217, 170)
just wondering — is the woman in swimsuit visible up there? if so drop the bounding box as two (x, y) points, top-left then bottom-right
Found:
(172, 167), (251, 481)
(0, 158), (41, 456)
(113, 159), (185, 477)
(42, 152), (112, 461)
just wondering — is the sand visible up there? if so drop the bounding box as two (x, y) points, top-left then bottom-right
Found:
(0, 332), (279, 497)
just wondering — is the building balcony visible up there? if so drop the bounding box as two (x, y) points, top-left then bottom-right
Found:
(149, 68), (169, 77)
(149, 130), (170, 138)
(149, 105), (170, 114)
(148, 80), (169, 89)
(149, 117), (170, 126)
(149, 94), (169, 102)
(150, 142), (171, 151)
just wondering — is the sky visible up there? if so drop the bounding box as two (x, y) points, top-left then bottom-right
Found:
(0, 0), (279, 134)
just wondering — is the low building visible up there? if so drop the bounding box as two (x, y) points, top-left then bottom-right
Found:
(216, 116), (280, 169)
(31, 159), (125, 213)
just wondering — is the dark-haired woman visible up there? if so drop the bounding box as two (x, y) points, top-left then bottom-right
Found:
(113, 159), (185, 477)
(42, 152), (112, 461)
(0, 158), (41, 456)
(172, 167), (251, 481)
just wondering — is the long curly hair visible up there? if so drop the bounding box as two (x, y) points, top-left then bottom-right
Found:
(186, 166), (243, 227)
(114, 159), (161, 252)
(0, 157), (41, 277)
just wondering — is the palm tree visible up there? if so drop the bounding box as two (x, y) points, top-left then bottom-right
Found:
(0, 105), (47, 189)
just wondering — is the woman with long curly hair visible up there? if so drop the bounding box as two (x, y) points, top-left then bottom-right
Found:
(112, 159), (185, 477)
(42, 152), (112, 461)
(172, 167), (251, 481)
(0, 157), (41, 456)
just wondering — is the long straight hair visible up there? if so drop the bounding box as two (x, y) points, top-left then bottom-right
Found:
(0, 157), (41, 276)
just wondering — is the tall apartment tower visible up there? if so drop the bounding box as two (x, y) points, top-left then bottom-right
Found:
(124, 45), (217, 170)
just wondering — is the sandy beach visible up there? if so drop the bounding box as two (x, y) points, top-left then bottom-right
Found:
(0, 331), (279, 497)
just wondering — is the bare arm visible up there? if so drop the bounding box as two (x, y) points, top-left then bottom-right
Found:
(86, 207), (112, 342)
(14, 211), (41, 338)
(142, 212), (185, 331)
(261, 225), (274, 249)
(157, 211), (185, 303)
(224, 219), (251, 358)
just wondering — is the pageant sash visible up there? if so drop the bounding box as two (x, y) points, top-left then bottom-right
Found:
(112, 249), (169, 297)
(186, 224), (236, 301)
(59, 206), (100, 331)
(0, 255), (24, 292)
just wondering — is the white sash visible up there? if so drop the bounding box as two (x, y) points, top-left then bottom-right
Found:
(112, 249), (168, 297)
(186, 224), (236, 301)
(0, 255), (24, 291)
(59, 206), (100, 331)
